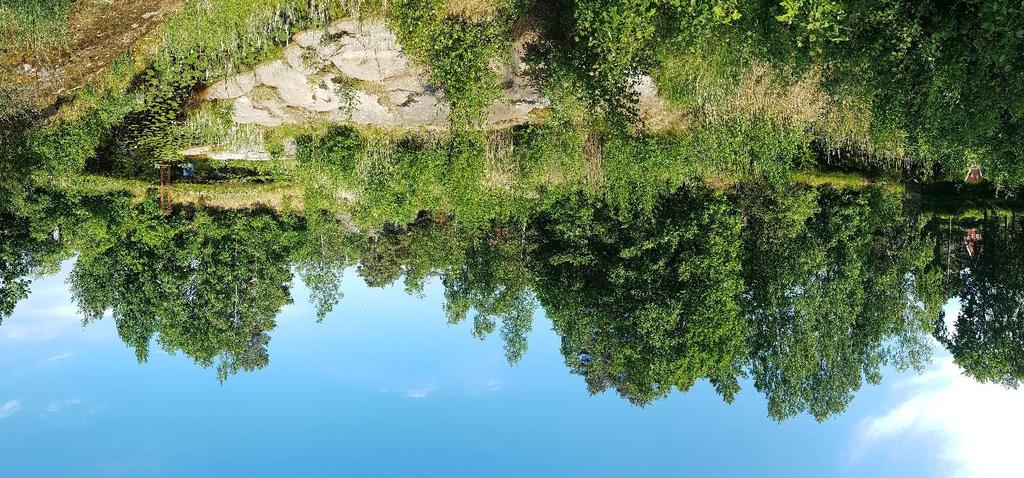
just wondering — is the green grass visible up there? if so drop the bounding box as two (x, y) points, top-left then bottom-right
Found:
(651, 40), (918, 180)
(792, 170), (879, 189)
(0, 0), (79, 59)
(53, 0), (359, 177)
(155, 0), (344, 79)
(72, 173), (305, 211)
(282, 119), (909, 228)
(8, 0), (1021, 197)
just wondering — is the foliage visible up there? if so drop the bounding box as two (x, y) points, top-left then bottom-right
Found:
(6, 0), (1024, 420)
(390, 0), (507, 129)
(441, 220), (536, 364)
(0, 172), (1013, 422)
(532, 186), (747, 404)
(530, 0), (742, 125)
(69, 199), (300, 381)
(936, 213), (1024, 387)
(738, 184), (941, 420)
(4, 0), (1024, 191)
(519, 0), (1024, 184)
(293, 207), (364, 321)
(0, 212), (57, 323)
(0, 84), (37, 212)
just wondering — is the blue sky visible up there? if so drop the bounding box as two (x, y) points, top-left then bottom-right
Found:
(1, 263), (1021, 478)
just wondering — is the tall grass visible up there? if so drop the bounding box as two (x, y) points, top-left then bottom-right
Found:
(0, 0), (79, 59)
(96, 0), (371, 174)
(653, 40), (917, 180)
(155, 0), (337, 80)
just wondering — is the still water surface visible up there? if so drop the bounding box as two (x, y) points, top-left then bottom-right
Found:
(0, 261), (1018, 478)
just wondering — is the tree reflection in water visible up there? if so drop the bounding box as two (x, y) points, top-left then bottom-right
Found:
(1, 183), (1021, 420)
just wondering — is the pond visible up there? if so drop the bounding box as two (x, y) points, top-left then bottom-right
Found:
(1, 182), (1021, 477)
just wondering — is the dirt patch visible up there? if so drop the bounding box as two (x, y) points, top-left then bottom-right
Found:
(13, 0), (183, 108)
(443, 0), (499, 20)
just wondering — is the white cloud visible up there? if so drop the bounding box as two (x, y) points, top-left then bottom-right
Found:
(0, 261), (113, 342)
(2, 304), (83, 341)
(0, 400), (21, 419)
(45, 398), (83, 413)
(44, 352), (75, 362)
(404, 388), (432, 399)
(857, 358), (1024, 478)
(471, 378), (503, 394)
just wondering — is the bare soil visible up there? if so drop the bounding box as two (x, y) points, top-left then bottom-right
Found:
(11, 0), (183, 108)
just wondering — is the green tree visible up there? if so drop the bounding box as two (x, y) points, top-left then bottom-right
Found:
(739, 185), (940, 420)
(1, 213), (39, 322)
(937, 213), (1024, 387)
(442, 220), (537, 364)
(0, 188), (95, 324)
(293, 208), (365, 321)
(70, 201), (300, 380)
(532, 186), (747, 404)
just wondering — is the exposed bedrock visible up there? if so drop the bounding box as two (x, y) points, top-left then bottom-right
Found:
(199, 19), (550, 129)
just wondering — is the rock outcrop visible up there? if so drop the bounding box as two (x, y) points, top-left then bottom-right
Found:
(199, 19), (549, 129)
(190, 18), (671, 161)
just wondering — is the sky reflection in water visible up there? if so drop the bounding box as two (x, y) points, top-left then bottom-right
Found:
(1, 264), (1021, 478)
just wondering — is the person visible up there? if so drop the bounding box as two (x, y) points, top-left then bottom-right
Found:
(965, 166), (983, 183)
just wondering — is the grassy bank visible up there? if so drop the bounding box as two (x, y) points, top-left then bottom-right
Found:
(5, 0), (1023, 211)
(0, 0), (79, 60)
